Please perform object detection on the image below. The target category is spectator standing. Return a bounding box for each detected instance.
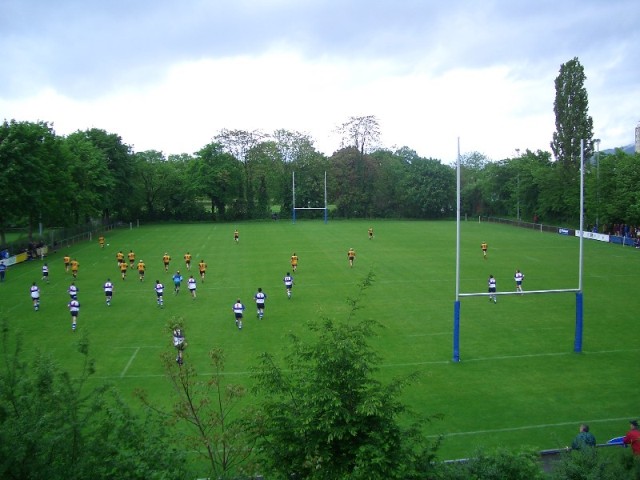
[571,424,596,450]
[623,420,640,455]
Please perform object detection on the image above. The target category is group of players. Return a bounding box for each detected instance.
[28,258,83,331]
[27,227,373,365]
[482,241,526,303]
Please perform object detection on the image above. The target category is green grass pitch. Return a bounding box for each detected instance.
[1,219,638,460]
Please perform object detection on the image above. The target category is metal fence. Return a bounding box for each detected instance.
[1,222,126,259]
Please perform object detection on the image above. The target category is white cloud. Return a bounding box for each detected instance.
[1,0,638,160]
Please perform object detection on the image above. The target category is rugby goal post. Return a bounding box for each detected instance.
[452,139,586,362]
[292,171,328,224]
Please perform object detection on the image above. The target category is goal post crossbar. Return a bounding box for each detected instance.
[292,171,328,224]
[459,288,579,298]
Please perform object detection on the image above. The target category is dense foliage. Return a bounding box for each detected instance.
[0,320,189,480]
[2,56,638,243]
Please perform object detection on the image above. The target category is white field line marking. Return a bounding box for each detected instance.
[406,332,450,337]
[432,416,638,438]
[120,347,140,378]
[95,347,640,380]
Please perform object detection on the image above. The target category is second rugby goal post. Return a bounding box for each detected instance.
[292,171,328,224]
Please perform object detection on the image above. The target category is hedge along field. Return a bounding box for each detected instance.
[0,219,638,461]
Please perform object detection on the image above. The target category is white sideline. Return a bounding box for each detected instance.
[434,416,637,438]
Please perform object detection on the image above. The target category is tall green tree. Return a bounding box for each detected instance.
[0,120,68,240]
[192,143,243,220]
[80,128,137,222]
[459,151,489,216]
[215,129,266,219]
[64,132,115,224]
[246,140,284,218]
[369,148,410,218]
[401,157,456,218]
[550,57,594,169]
[591,150,640,229]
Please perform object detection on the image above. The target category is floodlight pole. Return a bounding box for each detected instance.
[453,138,461,362]
[574,139,585,353]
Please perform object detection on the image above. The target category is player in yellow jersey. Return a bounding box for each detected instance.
[128,250,135,269]
[347,248,356,268]
[163,253,171,272]
[481,242,488,259]
[70,259,80,278]
[234,229,239,243]
[184,252,192,271]
[63,254,71,272]
[198,260,207,282]
[137,260,146,281]
[98,235,105,248]
[116,250,125,267]
[290,253,298,272]
[368,227,374,240]
[119,260,128,280]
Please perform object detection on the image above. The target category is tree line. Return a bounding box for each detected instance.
[2,57,639,246]
[1,117,638,245]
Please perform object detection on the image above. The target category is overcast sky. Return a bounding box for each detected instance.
[1,0,638,162]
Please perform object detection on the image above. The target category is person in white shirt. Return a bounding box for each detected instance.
[514,269,525,294]
[173,327,186,365]
[104,278,114,306]
[488,274,497,303]
[68,298,80,331]
[68,282,78,300]
[283,273,294,299]
[254,287,267,319]
[30,282,40,311]
[155,280,164,308]
[233,299,245,329]
[187,275,197,299]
